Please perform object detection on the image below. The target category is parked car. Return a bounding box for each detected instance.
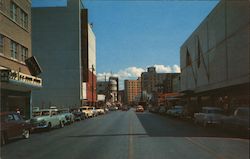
[70,108,85,121]
[96,107,105,115]
[122,106,129,111]
[194,107,225,127]
[58,109,74,124]
[30,109,64,130]
[158,106,167,114]
[1,112,31,145]
[221,107,250,132]
[80,106,94,118]
[166,106,184,118]
[136,105,144,112]
[149,106,160,113]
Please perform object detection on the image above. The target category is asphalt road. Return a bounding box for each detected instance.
[1,109,249,159]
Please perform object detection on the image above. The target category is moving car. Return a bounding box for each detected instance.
[194,107,225,127]
[30,109,64,130]
[221,107,250,131]
[136,105,144,112]
[1,112,31,145]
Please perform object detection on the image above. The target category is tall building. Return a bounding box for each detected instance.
[180,0,249,111]
[31,0,96,108]
[124,78,141,104]
[0,0,42,118]
[141,67,179,94]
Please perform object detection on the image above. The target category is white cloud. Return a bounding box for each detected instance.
[97,64,180,89]
[152,64,181,73]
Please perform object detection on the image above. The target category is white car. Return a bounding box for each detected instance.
[80,106,94,118]
[194,107,225,127]
[96,107,105,115]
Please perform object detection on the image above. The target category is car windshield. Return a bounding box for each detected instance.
[41,111,50,116]
[32,111,42,117]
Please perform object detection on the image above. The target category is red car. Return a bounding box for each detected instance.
[1,112,31,145]
[136,105,144,112]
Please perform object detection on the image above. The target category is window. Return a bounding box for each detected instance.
[10,41,18,59]
[0,34,3,53]
[0,0,3,9]
[186,47,192,66]
[21,46,28,61]
[10,2,18,22]
[20,10,28,29]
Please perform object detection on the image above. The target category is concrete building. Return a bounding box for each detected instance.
[124,78,141,104]
[141,67,180,94]
[180,0,249,112]
[32,0,96,108]
[109,77,119,103]
[0,0,42,118]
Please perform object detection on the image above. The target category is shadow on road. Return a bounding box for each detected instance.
[136,112,249,139]
[67,133,147,138]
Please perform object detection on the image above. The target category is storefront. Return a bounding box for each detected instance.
[0,69,42,119]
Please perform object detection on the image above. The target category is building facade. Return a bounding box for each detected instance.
[124,78,141,104]
[180,0,250,112]
[141,67,180,94]
[0,0,42,118]
[32,0,96,108]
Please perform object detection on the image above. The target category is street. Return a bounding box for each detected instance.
[1,109,249,159]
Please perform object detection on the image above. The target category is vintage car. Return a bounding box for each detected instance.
[194,107,225,127]
[70,108,85,121]
[30,109,64,130]
[80,106,94,118]
[166,106,184,117]
[221,107,250,132]
[58,109,74,124]
[136,105,144,112]
[1,112,31,145]
[95,107,105,115]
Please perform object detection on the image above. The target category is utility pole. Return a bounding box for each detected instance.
[91,64,95,106]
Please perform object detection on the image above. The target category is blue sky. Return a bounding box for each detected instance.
[32,0,219,85]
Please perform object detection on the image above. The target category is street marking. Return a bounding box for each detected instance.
[128,112,134,159]
[185,137,234,159]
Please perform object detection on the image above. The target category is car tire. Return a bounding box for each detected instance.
[60,121,64,128]
[1,132,7,145]
[47,123,52,131]
[22,129,30,139]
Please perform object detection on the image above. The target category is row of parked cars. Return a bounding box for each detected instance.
[150,105,250,132]
[0,106,108,145]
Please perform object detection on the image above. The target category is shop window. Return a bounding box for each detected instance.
[10,41,18,59]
